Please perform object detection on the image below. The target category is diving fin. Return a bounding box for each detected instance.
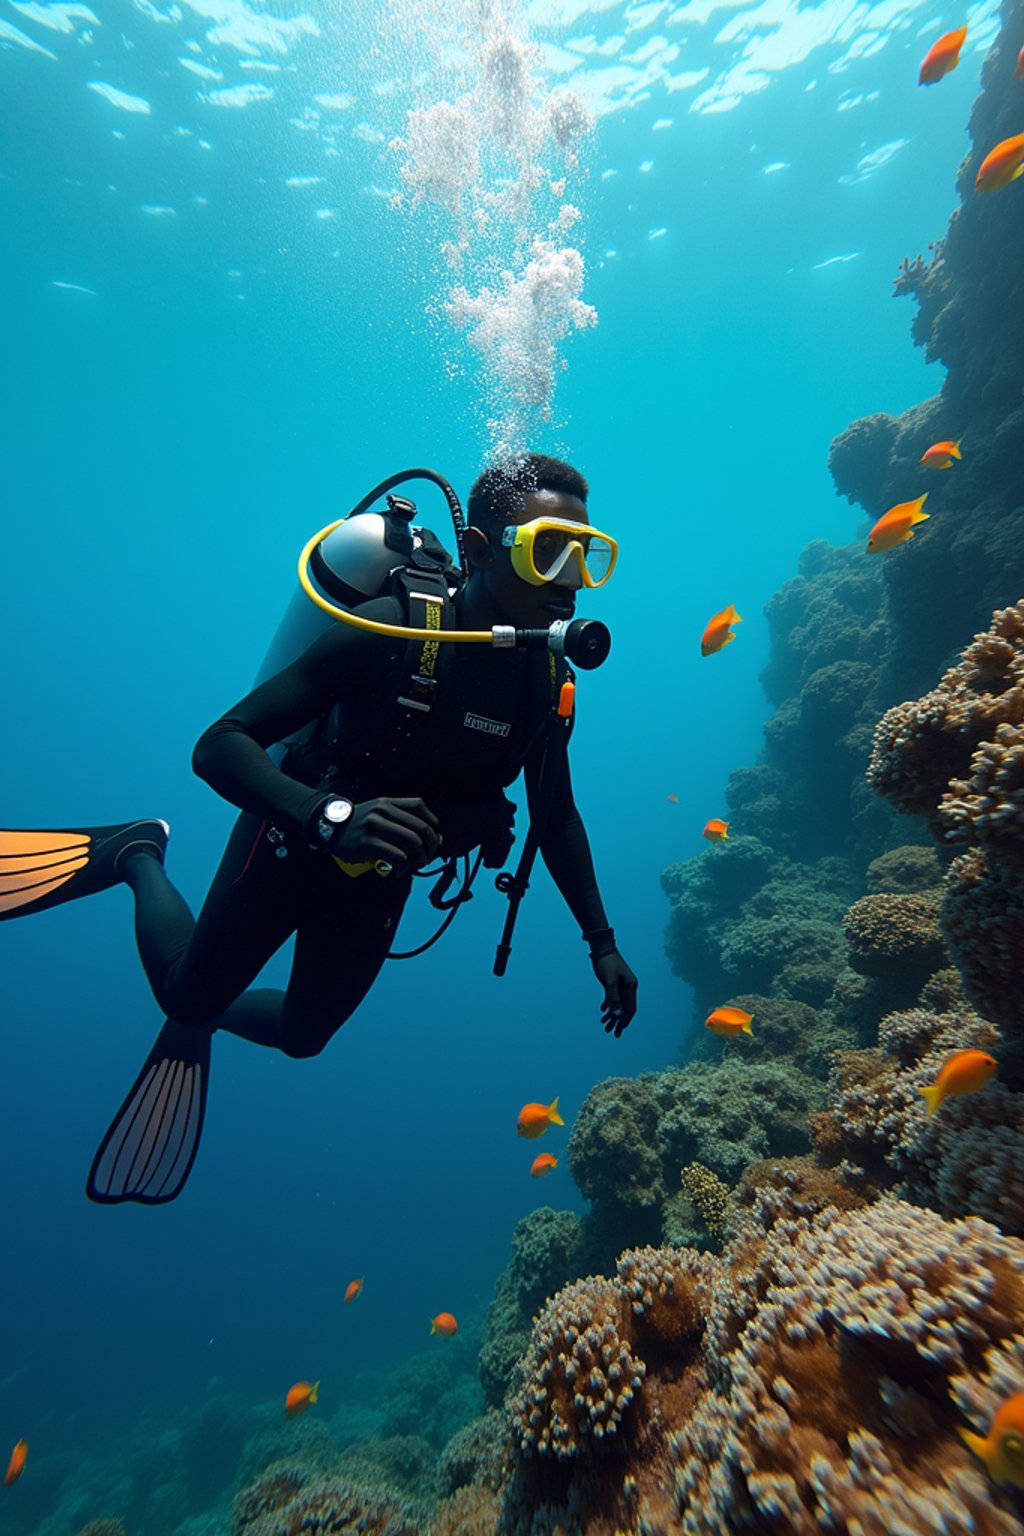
[87,1019,210,1205]
[0,820,170,921]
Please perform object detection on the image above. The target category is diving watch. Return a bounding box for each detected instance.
[315,797,354,846]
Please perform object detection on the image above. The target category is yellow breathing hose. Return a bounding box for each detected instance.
[298,518,496,644]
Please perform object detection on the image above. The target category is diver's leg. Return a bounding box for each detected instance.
[273,874,413,1059]
[119,812,301,1031]
[0,820,169,920]
[87,815,302,1206]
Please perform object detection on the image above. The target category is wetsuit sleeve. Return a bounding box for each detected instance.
[192,599,404,834]
[524,741,611,941]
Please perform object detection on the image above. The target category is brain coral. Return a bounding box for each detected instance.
[842,891,947,979]
[865,843,944,894]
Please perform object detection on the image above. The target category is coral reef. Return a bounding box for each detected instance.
[74,1524,126,1536]
[671,1201,1024,1535]
[437,1410,507,1497]
[662,0,1024,1066]
[730,1154,866,1229]
[430,1484,500,1536]
[479,1207,584,1408]
[868,603,1024,1060]
[563,1058,825,1269]
[231,1461,422,1536]
[813,1003,1024,1235]
[842,891,947,980]
[865,843,944,894]
[490,1202,1024,1535]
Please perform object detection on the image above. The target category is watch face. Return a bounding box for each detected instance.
[324,799,352,824]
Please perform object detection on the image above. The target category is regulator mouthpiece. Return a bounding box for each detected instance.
[507,619,611,669]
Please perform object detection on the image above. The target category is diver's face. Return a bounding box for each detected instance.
[484,489,589,626]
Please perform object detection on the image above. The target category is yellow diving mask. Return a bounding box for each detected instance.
[501,517,618,589]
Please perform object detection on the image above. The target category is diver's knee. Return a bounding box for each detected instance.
[280,1033,332,1060]
[161,991,224,1029]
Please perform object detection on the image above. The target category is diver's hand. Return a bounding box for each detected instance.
[328,797,441,869]
[592,950,637,1037]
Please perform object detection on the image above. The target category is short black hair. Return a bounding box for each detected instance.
[467,453,589,541]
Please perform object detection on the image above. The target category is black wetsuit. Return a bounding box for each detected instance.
[123,596,610,1057]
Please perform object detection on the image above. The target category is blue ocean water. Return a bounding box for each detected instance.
[0,0,998,1522]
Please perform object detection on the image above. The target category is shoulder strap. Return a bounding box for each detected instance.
[389,559,458,720]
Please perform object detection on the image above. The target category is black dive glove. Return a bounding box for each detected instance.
[322,797,442,870]
[585,927,638,1037]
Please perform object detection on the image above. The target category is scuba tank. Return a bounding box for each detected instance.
[255,468,466,691]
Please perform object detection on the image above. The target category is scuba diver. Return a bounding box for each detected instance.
[0,453,636,1204]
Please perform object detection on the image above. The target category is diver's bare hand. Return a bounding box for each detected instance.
[329,797,441,869]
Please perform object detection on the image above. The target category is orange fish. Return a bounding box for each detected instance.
[430,1313,458,1336]
[703,819,729,842]
[4,1440,27,1488]
[920,438,962,469]
[866,495,929,553]
[343,1277,364,1305]
[701,605,741,657]
[667,793,679,804]
[959,1390,1024,1486]
[705,1006,753,1038]
[284,1380,319,1417]
[517,1097,564,1139]
[976,133,1024,192]
[1017,43,1024,81]
[530,1153,558,1178]
[917,1047,997,1116]
[918,25,967,85]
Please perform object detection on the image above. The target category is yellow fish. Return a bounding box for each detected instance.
[959,1390,1024,1486]
[701,605,742,657]
[705,1006,753,1038]
[920,438,961,470]
[867,495,929,553]
[517,1098,565,1139]
[917,1048,997,1116]
[975,133,1024,193]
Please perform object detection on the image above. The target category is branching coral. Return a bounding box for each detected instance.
[868,601,1024,823]
[816,1005,1024,1235]
[495,1202,1024,1535]
[672,1201,1024,1535]
[867,603,1024,1042]
[510,1277,646,1460]
[653,1060,825,1186]
[731,1155,866,1232]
